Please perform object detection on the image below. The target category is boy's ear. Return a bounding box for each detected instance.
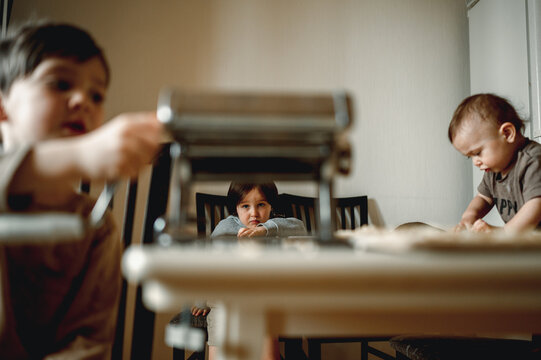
[499,122,516,143]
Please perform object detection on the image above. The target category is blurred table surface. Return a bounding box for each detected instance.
[122,236,541,360]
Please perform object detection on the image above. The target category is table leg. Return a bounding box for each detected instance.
[215,304,265,360]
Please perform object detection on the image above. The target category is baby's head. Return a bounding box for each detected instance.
[0,22,109,149]
[448,93,526,174]
[448,93,524,143]
[227,182,278,229]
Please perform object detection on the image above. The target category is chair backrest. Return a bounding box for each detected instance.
[196,192,230,236]
[196,192,368,237]
[128,143,172,359]
[279,193,317,233]
[112,143,172,359]
[334,196,368,230]
[279,193,368,234]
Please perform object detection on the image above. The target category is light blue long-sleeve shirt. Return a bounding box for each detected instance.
[210,215,306,238]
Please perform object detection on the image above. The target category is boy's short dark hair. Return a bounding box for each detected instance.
[448,93,525,142]
[227,182,279,216]
[0,21,109,93]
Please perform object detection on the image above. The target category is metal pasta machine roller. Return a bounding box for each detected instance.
[0,182,116,245]
[156,88,353,243]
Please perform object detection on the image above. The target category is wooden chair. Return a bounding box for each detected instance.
[279,193,396,360]
[279,193,368,232]
[279,193,317,233]
[117,144,210,360]
[128,144,172,359]
[389,335,539,360]
[196,193,230,236]
[111,177,140,360]
[195,193,370,234]
[107,144,172,359]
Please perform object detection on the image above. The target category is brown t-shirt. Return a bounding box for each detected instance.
[0,146,121,359]
[478,139,541,225]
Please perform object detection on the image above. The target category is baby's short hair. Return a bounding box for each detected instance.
[0,21,109,93]
[448,93,525,142]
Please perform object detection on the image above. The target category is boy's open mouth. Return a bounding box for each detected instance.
[63,121,86,134]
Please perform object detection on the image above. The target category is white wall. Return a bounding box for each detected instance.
[9,1,471,359]
[10,0,471,229]
[467,0,531,226]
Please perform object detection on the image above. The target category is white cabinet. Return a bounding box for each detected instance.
[467,0,540,226]
[529,0,541,139]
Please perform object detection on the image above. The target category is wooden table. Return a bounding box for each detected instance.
[122,238,541,360]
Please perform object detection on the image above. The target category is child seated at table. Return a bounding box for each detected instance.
[0,21,162,358]
[449,93,541,233]
[195,181,306,360]
[210,181,307,239]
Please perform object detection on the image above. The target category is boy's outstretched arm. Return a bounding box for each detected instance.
[8,112,162,196]
[504,197,541,232]
[454,193,493,232]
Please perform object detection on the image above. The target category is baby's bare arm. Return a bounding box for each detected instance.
[454,193,493,231]
[504,197,541,232]
[9,112,162,194]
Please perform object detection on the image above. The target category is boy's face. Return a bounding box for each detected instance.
[0,56,107,150]
[452,114,515,175]
[236,188,272,229]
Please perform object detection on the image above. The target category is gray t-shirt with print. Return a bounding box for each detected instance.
[477,139,541,224]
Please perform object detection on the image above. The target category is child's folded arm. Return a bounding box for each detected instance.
[262,218,306,237]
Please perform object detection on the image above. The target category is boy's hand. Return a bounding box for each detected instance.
[10,112,162,198]
[76,112,163,180]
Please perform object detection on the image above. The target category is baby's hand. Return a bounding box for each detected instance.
[452,222,468,233]
[471,219,493,233]
[237,226,267,237]
[76,112,163,180]
[453,219,475,233]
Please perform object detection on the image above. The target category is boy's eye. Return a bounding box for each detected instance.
[49,79,72,91]
[258,203,267,207]
[91,91,105,104]
[240,204,249,209]
[467,151,481,159]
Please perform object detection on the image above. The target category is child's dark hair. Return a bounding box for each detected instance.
[448,93,525,142]
[227,182,280,216]
[0,21,109,93]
